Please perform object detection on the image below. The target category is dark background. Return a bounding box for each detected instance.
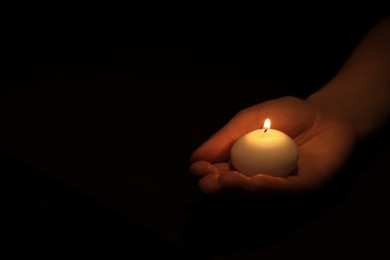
[2,6,389,259]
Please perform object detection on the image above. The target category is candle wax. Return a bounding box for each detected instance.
[230,128,299,177]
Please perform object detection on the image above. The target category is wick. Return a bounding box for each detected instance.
[264,128,268,133]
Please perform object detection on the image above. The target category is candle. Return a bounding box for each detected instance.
[230,118,299,177]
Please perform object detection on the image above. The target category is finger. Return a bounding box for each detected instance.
[198,173,222,194]
[213,162,233,172]
[189,161,216,177]
[251,174,292,192]
[249,171,319,198]
[217,170,302,198]
[218,171,252,190]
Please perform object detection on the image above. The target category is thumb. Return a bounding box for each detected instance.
[191,106,265,163]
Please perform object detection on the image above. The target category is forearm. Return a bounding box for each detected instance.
[307,16,390,139]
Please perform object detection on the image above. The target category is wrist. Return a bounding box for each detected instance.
[306,92,360,139]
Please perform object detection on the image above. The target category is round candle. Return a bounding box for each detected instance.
[230,119,299,177]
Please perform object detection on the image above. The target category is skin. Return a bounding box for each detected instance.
[189,16,390,199]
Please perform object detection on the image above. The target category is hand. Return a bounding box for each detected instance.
[189,96,357,199]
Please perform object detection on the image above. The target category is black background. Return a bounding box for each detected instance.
[2,6,390,259]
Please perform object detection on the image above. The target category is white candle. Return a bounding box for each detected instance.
[230,118,299,177]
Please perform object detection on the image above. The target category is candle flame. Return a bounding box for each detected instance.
[263,118,271,129]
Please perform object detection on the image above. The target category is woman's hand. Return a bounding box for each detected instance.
[189,96,357,199]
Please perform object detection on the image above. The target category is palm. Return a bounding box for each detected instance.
[190,96,357,197]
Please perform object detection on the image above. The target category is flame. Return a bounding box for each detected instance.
[263,118,271,129]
